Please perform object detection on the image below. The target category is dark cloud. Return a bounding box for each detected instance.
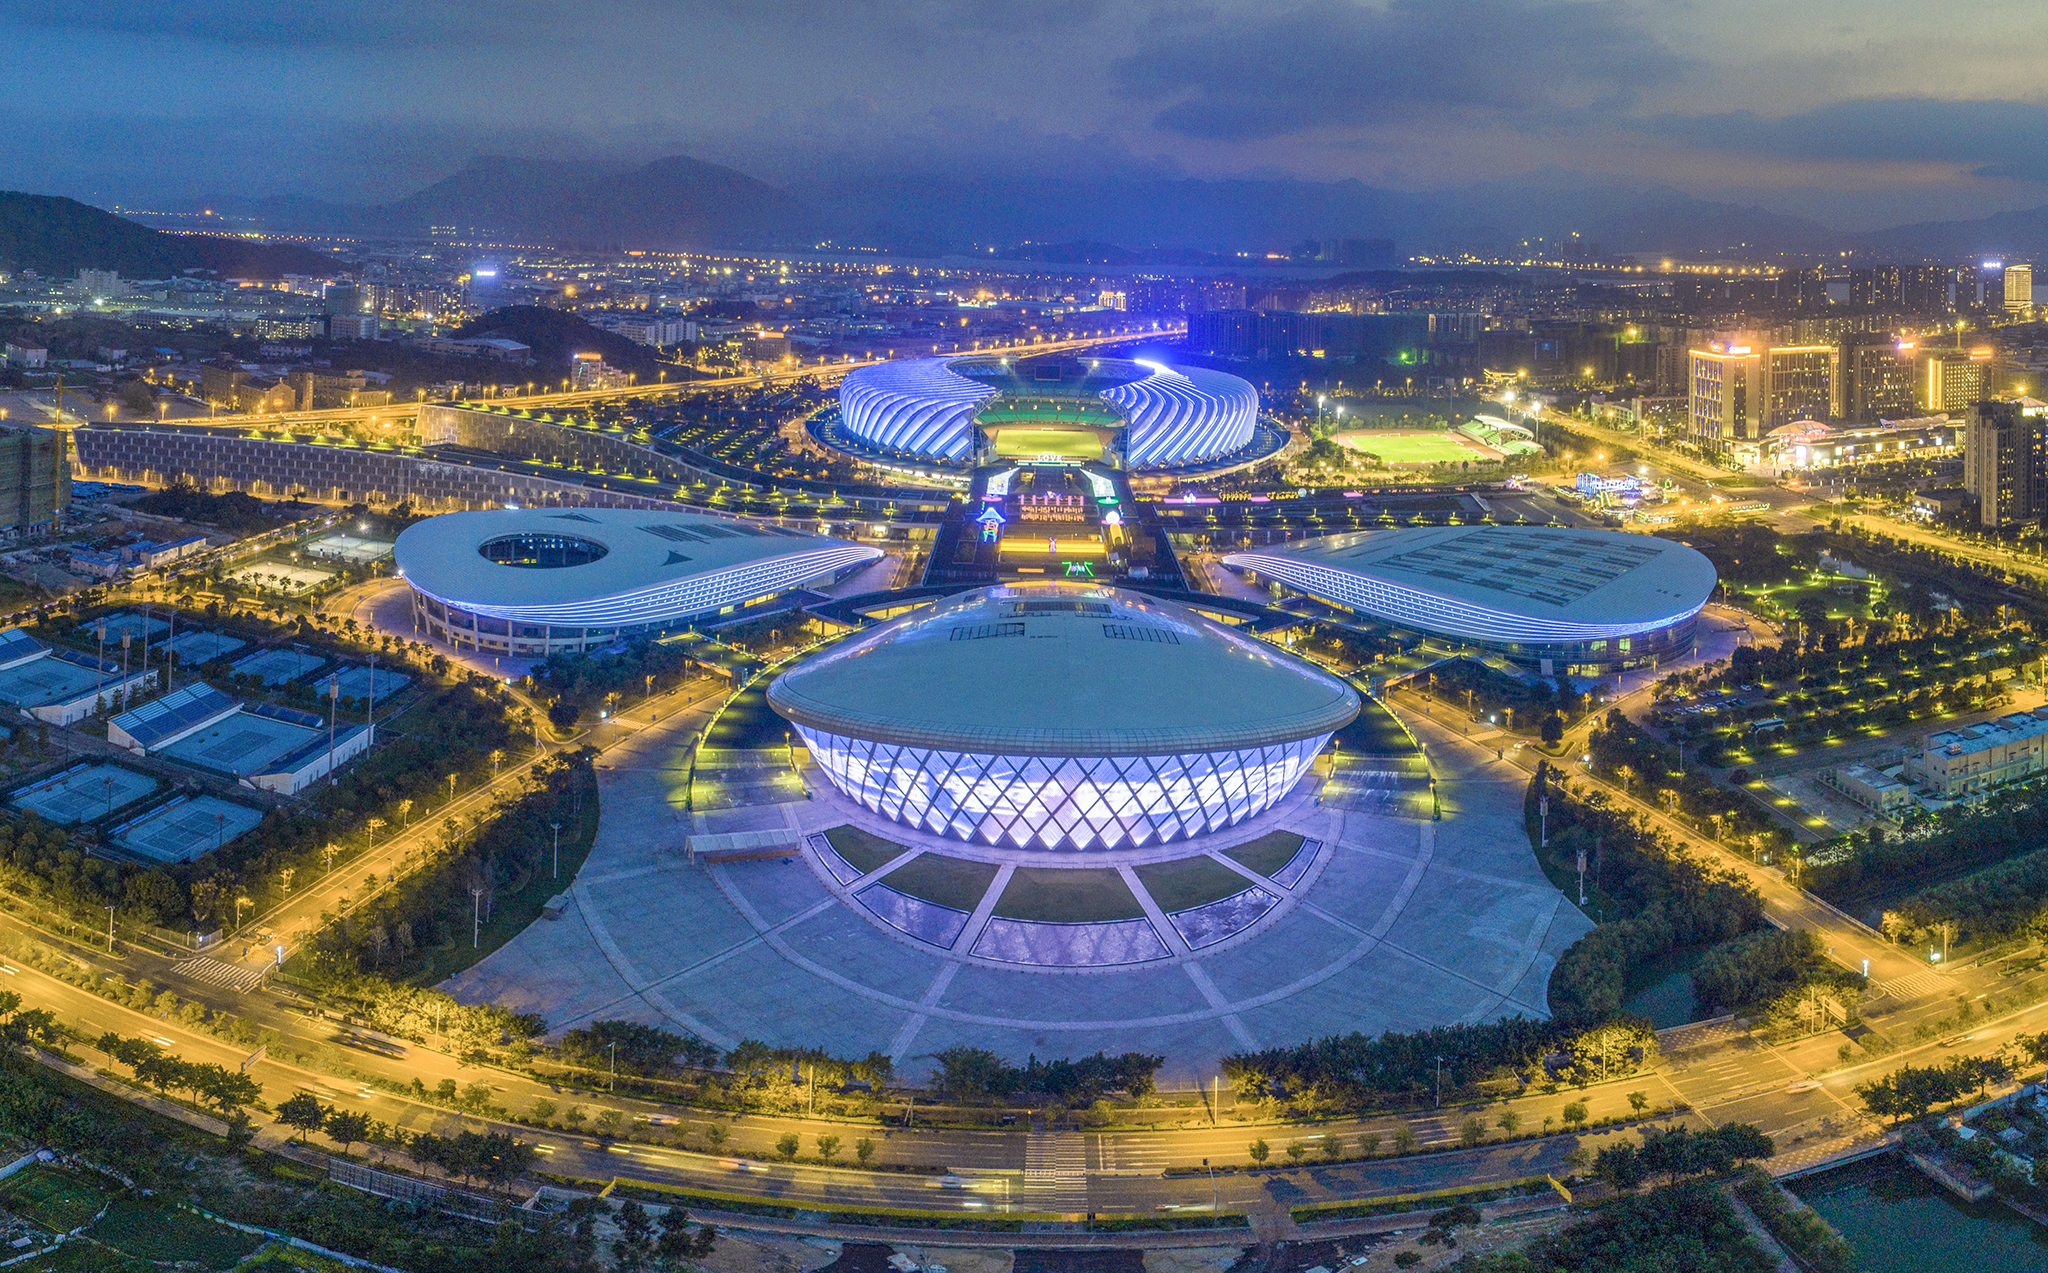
[1648,98,2048,182]
[1112,0,1686,141]
[0,0,548,49]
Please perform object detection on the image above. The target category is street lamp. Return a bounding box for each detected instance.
[552,821,563,880]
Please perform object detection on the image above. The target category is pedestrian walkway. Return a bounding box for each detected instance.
[1023,1128,1087,1213]
[175,956,267,992]
[1876,969,1948,1001]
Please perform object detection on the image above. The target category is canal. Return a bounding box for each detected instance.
[1788,1154,2048,1272]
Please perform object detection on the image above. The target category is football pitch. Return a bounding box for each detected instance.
[1333,429,1483,464]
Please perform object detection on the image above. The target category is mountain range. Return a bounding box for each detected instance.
[0,192,338,279]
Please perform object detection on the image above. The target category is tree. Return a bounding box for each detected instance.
[657,1205,716,1266]
[325,1107,372,1156]
[1561,1100,1589,1131]
[1459,1116,1486,1148]
[531,1098,558,1122]
[276,1092,326,1143]
[855,1137,876,1164]
[1247,1138,1270,1164]
[1322,1134,1346,1160]
[1497,1110,1522,1137]
[1542,714,1565,745]
[1393,1126,1419,1153]
[1595,1141,1647,1191]
[815,1134,840,1161]
[1285,1140,1308,1162]
[123,869,186,926]
[1629,1090,1649,1117]
[776,1132,800,1160]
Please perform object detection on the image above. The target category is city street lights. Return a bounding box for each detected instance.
[608,1042,617,1093]
[471,886,484,948]
[552,821,562,880]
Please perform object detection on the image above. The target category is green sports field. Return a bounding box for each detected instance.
[1332,430,1483,465]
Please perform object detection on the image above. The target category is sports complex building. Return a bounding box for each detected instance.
[830,354,1270,471]
[1224,525,1718,676]
[769,584,1359,850]
[394,508,881,656]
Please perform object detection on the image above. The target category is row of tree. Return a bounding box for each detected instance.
[1591,1123,1777,1190]
[1854,1055,2018,1123]
[97,1032,260,1115]
[932,1047,1163,1101]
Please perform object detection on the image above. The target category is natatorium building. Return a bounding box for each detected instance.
[1225,525,1717,676]
[395,509,880,656]
[769,583,1358,850]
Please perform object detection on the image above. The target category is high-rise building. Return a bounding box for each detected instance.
[0,425,67,532]
[1766,345,1839,426]
[1899,264,1953,314]
[1843,336,1919,423]
[2006,264,2034,314]
[1923,346,1991,413]
[1849,266,1900,308]
[1964,399,2048,526]
[1688,342,1765,454]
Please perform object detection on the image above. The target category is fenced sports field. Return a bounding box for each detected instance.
[1332,429,1503,466]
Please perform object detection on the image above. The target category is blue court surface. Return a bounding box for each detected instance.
[230,647,330,687]
[317,665,411,701]
[161,710,326,777]
[0,656,102,708]
[304,533,394,563]
[111,794,263,862]
[79,612,169,644]
[167,629,246,665]
[10,763,158,825]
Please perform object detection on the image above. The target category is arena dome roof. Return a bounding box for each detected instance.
[395,508,879,628]
[1224,525,1716,646]
[769,582,1358,757]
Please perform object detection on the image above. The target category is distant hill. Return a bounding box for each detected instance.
[217,155,813,251]
[451,306,663,378]
[0,191,340,279]
[1853,205,2048,262]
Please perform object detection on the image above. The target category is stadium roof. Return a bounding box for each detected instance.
[394,508,879,625]
[769,583,1358,756]
[1234,525,1716,630]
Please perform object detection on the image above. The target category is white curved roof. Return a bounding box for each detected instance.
[1225,525,1716,644]
[835,356,1258,469]
[838,357,998,460]
[769,582,1358,756]
[395,508,879,626]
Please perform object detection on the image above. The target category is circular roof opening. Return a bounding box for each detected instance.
[478,532,609,569]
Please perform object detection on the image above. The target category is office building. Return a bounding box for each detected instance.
[1905,708,2048,800]
[2007,264,2034,315]
[1688,340,1837,452]
[1923,347,1991,413]
[0,425,68,531]
[1963,399,2048,527]
[1843,336,1919,423]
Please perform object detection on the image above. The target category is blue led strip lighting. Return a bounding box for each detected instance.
[412,545,878,627]
[795,724,1329,850]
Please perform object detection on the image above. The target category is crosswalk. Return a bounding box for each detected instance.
[1023,1129,1087,1212]
[1876,969,1949,1001]
[175,956,267,992]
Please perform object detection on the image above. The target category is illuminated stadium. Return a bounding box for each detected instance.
[768,582,1359,850]
[1224,525,1718,675]
[395,508,881,655]
[833,354,1263,470]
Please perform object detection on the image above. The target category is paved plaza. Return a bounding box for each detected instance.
[449,696,1590,1084]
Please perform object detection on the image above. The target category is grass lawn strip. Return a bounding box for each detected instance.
[1224,830,1307,878]
[879,853,999,912]
[822,824,910,875]
[0,1165,110,1233]
[395,767,601,987]
[89,1197,264,1267]
[1134,856,1259,912]
[1331,429,1478,465]
[1339,698,1419,756]
[993,867,1144,922]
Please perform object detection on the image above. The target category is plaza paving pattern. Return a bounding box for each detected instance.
[448,702,1590,1084]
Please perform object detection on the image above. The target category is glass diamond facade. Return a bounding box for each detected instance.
[794,725,1331,850]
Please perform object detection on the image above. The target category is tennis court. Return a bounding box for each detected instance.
[304,532,394,564]
[161,710,325,777]
[231,647,330,686]
[78,611,168,644]
[227,562,335,594]
[0,656,100,707]
[1332,429,1493,466]
[10,763,157,824]
[167,629,246,664]
[112,794,263,862]
[317,665,411,701]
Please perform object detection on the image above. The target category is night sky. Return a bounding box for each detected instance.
[5,0,2047,230]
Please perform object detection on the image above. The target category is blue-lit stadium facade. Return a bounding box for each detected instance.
[396,509,880,656]
[1224,526,1718,676]
[836,356,1258,470]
